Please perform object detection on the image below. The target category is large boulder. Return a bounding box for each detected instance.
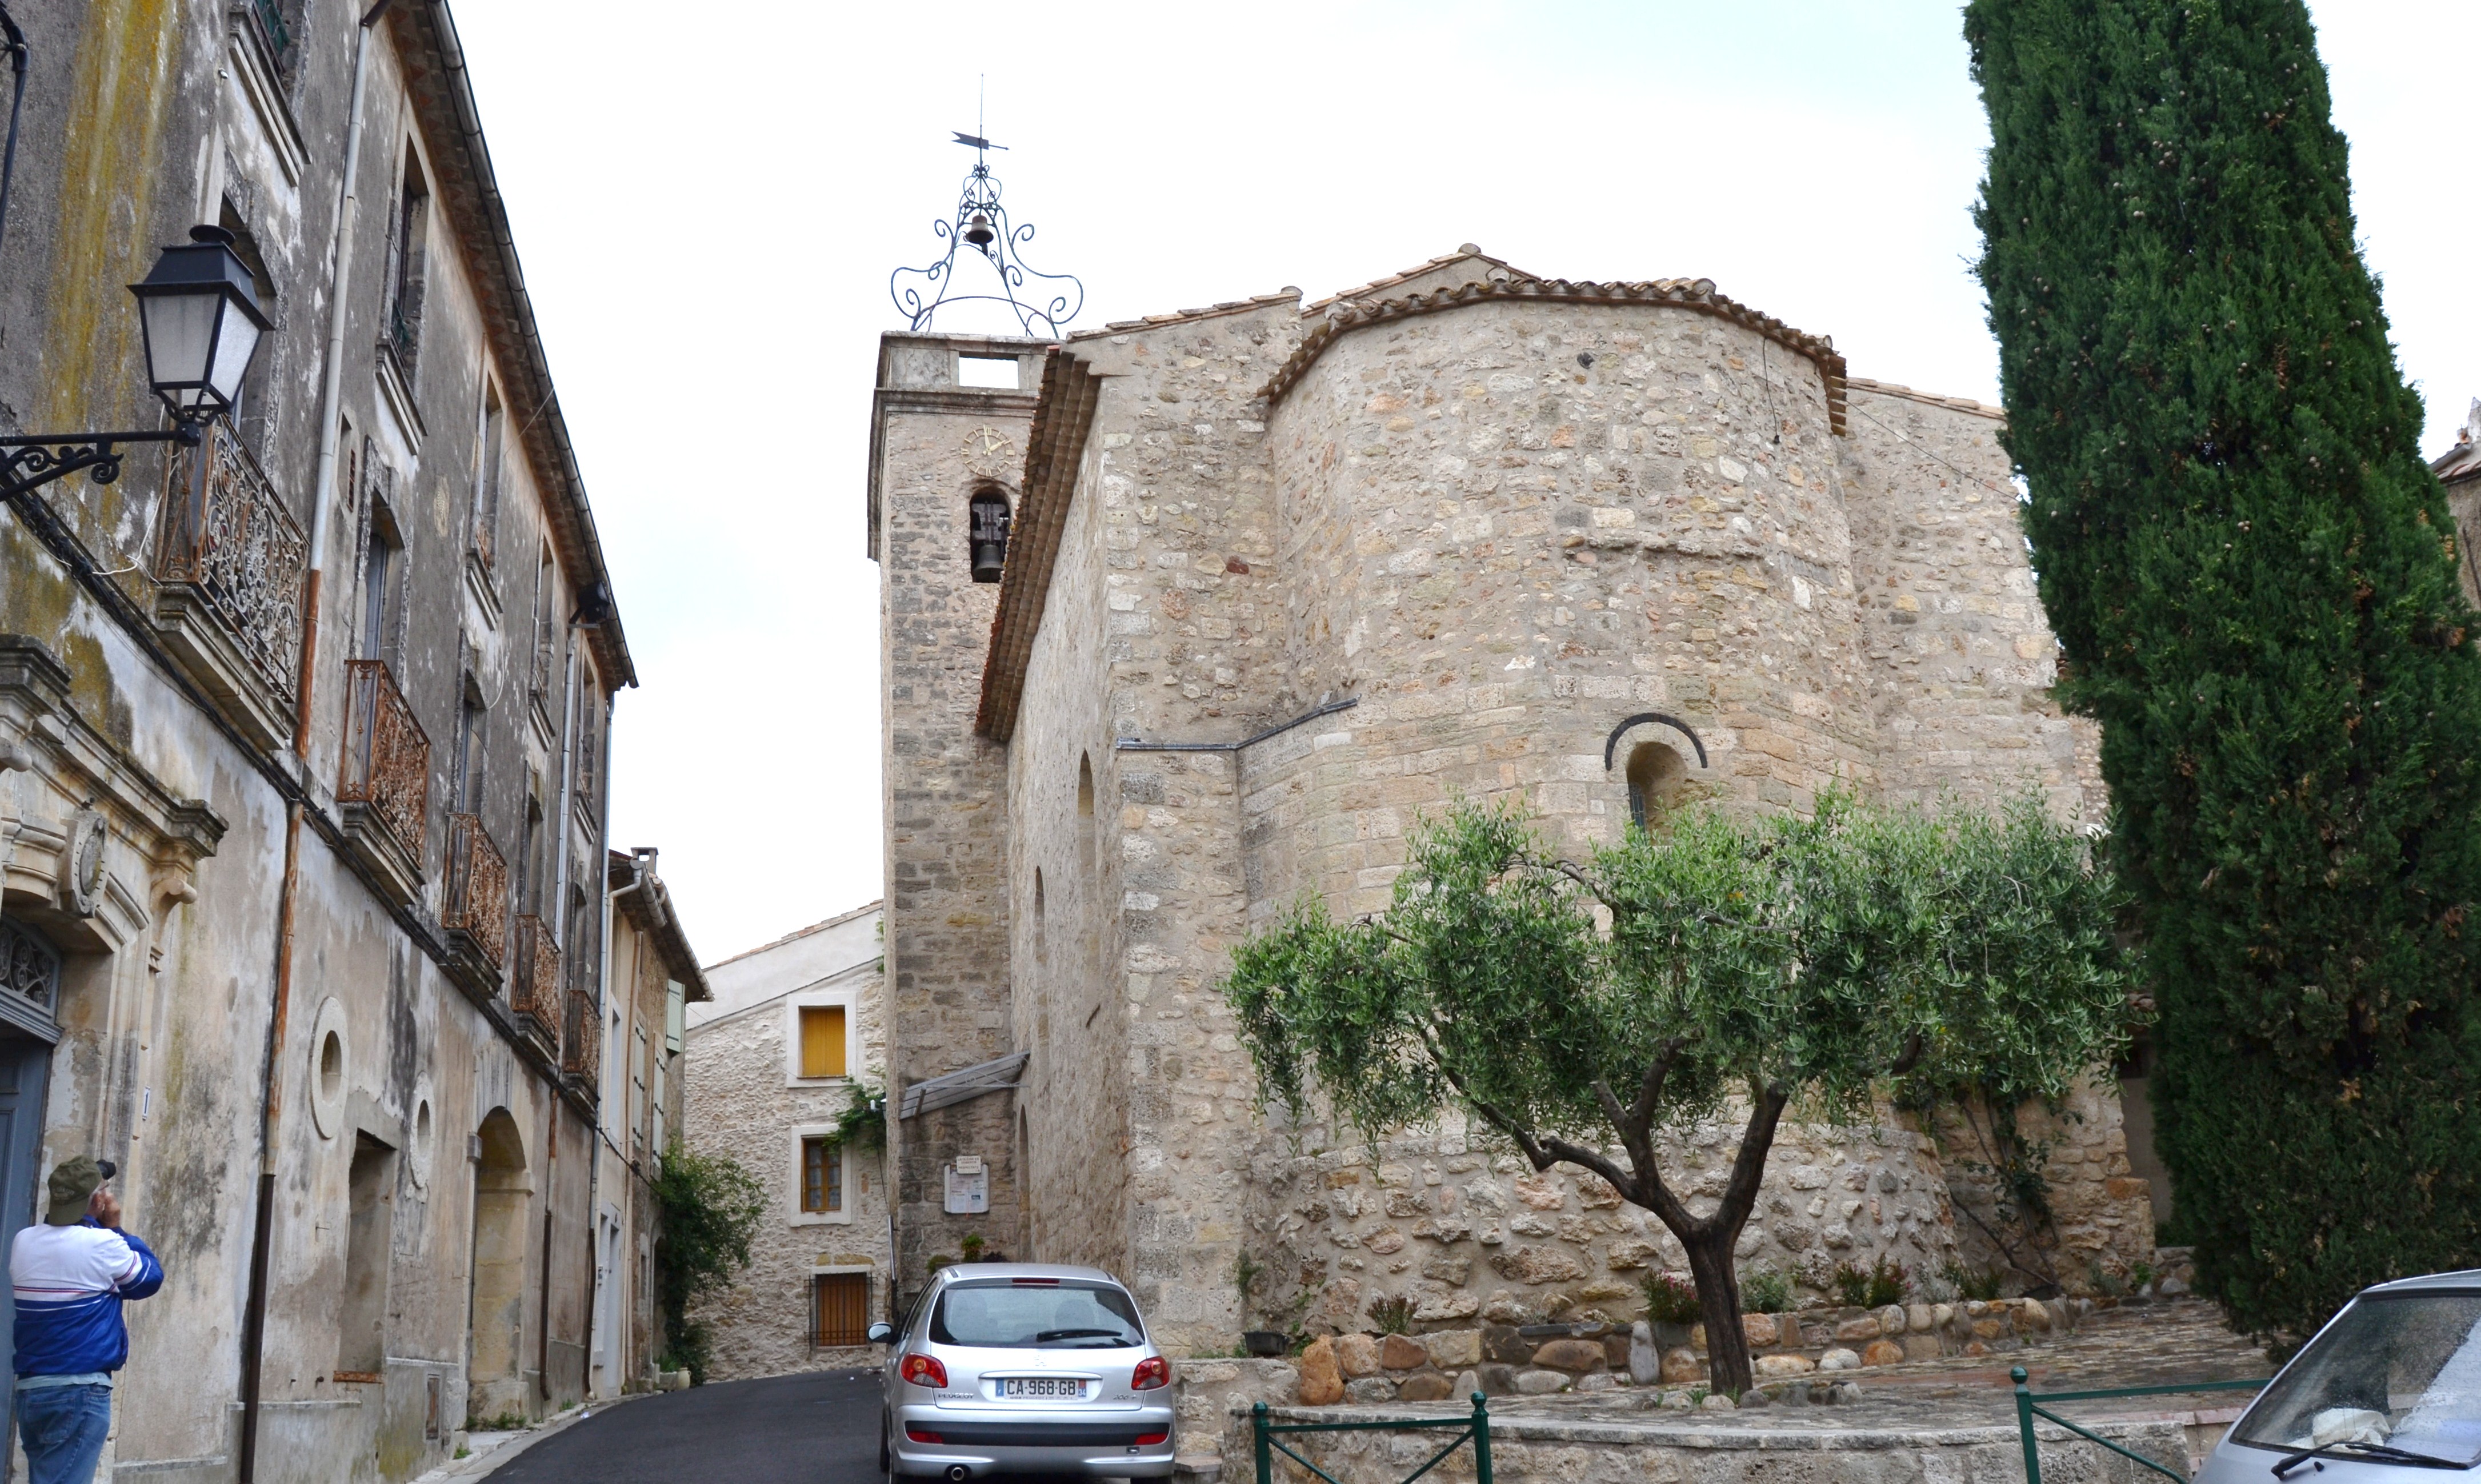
[1297,1337,1344,1405]
[1336,1333,1381,1378]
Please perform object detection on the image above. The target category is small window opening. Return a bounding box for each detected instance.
[1033,868,1047,966]
[957,355,1020,390]
[473,387,505,570]
[452,679,487,815]
[1626,741,1687,831]
[969,489,1011,583]
[1077,754,1096,876]
[217,199,279,452]
[383,153,430,367]
[356,510,401,663]
[801,1136,843,1214]
[798,1005,847,1078]
[339,1133,398,1380]
[318,1028,345,1106]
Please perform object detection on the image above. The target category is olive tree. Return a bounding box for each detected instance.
[1223,792,2135,1395]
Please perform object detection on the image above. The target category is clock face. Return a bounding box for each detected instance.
[962,426,1018,480]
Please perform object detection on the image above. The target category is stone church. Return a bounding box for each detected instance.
[871,246,2159,1355]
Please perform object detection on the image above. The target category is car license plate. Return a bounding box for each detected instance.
[1001,1378,1083,1399]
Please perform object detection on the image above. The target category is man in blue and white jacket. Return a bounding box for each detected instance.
[10,1155,162,1484]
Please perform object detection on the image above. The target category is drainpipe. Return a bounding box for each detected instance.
[238,8,390,1481]
[585,845,652,1397]
[0,4,27,263]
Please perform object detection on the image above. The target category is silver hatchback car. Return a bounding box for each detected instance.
[871,1262,1177,1481]
[2196,1269,2481,1482]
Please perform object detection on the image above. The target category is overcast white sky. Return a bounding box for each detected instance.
[450,2,2481,965]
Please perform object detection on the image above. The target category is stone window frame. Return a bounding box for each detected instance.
[781,985,860,1089]
[787,1125,855,1228]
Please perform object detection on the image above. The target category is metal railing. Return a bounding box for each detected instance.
[156,416,307,708]
[443,813,509,970]
[508,914,560,1053]
[338,659,428,864]
[1253,1394,1492,1484]
[561,988,599,1086]
[2012,1365,2268,1483]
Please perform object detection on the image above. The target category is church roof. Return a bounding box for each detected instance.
[1260,272,1850,435]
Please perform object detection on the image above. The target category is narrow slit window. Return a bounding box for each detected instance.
[801,1136,842,1214]
[798,1005,847,1078]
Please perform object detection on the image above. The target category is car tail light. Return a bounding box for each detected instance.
[1134,1431,1170,1446]
[899,1353,948,1387]
[905,1427,944,1444]
[1132,1355,1171,1390]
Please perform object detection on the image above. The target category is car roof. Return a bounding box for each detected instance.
[2362,1268,2481,1296]
[933,1262,1126,1287]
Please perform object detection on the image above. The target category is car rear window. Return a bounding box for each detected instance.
[930,1280,1146,1349]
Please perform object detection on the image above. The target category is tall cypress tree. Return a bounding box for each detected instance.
[1966,0,2481,1337]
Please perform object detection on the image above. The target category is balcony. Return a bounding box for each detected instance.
[509,913,561,1058]
[443,813,509,997]
[337,659,429,902]
[561,988,601,1091]
[152,418,307,752]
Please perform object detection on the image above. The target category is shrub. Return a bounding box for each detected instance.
[1832,1257,1908,1309]
[651,1148,765,1385]
[1640,1271,1700,1325]
[1739,1268,1792,1315]
[1940,1261,2004,1302]
[1367,1294,1415,1335]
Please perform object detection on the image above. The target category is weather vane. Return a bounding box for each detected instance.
[889,83,1084,340]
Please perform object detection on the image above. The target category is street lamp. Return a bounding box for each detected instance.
[0,224,270,500]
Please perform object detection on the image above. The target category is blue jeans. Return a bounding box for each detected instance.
[17,1383,111,1484]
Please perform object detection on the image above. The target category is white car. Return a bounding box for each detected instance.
[2196,1269,2481,1481]
[873,1262,1177,1481]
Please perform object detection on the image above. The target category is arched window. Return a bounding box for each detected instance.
[969,488,1011,583]
[1626,741,1687,831]
[1076,753,1096,876]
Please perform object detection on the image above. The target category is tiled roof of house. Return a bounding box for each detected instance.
[1845,376,2006,421]
[2432,399,2481,485]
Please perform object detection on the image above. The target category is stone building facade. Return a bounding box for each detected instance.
[871,248,2157,1363]
[0,3,678,1479]
[681,903,892,1381]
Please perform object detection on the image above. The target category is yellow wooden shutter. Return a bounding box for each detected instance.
[799,1006,847,1078]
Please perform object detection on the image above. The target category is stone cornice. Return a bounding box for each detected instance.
[975,350,1103,743]
[1846,376,2007,423]
[1260,276,1851,436]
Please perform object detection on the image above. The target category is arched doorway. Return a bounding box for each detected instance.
[466,1108,529,1423]
[0,919,60,1443]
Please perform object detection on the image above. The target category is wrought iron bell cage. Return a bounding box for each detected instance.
[890,133,1083,340]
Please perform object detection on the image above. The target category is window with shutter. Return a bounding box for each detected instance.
[813,1272,869,1347]
[798,1005,846,1078]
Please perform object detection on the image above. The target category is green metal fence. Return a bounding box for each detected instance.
[1252,1393,1492,1484]
[2011,1364,2269,1482]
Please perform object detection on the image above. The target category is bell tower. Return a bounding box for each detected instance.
[869,125,1082,1299]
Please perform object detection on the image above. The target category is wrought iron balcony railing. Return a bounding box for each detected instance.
[561,988,600,1088]
[510,913,561,1052]
[337,659,429,868]
[443,813,509,972]
[154,416,307,732]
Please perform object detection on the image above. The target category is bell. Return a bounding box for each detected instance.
[971,539,1006,583]
[963,211,996,248]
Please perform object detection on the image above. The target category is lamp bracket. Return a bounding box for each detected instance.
[0,424,200,503]
[889,134,1083,341]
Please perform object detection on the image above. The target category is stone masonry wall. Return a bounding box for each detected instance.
[1006,298,1310,1349]
[875,335,1041,1294]
[1246,1112,1959,1345]
[680,965,891,1382]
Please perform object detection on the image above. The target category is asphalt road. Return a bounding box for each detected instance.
[484,1370,1135,1483]
[486,1369,883,1483]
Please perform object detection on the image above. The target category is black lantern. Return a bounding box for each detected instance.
[128,225,270,422]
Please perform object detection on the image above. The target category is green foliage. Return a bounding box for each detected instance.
[1942,1261,2006,1302]
[1968,0,2481,1337]
[651,1147,765,1385]
[1225,792,2134,1390]
[1832,1257,1909,1309]
[1367,1294,1416,1334]
[1640,1272,1700,1324]
[827,1083,887,1153]
[1739,1268,1792,1315]
[960,1233,986,1262]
